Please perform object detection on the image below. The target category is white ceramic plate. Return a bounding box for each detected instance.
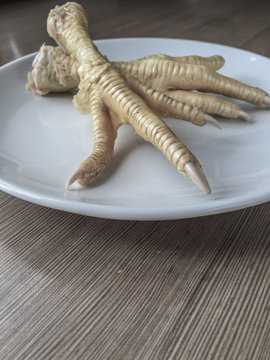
[0,38,270,220]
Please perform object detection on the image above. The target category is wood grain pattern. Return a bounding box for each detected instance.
[0,0,270,359]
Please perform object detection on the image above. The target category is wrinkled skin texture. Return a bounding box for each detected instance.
[27,45,245,120]
[27,2,270,193]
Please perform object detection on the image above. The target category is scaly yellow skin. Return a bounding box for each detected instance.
[27,45,241,119]
[46,2,208,189]
[28,2,270,193]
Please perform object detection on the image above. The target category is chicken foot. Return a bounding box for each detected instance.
[30,2,270,194]
[45,2,220,193]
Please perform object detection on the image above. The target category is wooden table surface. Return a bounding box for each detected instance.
[0,0,269,359]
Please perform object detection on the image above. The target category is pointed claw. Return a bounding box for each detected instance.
[65,168,84,189]
[264,95,270,106]
[238,110,251,122]
[203,114,222,130]
[184,162,211,194]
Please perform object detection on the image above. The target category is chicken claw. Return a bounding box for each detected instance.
[27,2,269,194]
[47,2,214,193]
